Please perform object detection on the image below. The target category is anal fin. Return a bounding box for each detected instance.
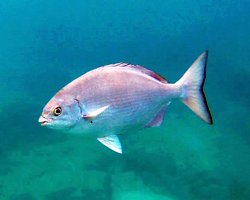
[97,134,122,154]
[145,103,170,127]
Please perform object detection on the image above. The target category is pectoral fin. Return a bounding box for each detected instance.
[97,134,122,154]
[83,105,109,119]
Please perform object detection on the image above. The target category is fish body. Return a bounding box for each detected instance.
[39,51,213,153]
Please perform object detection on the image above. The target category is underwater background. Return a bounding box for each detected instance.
[0,0,249,199]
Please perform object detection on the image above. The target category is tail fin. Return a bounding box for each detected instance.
[176,51,213,124]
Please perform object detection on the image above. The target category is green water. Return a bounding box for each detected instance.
[0,0,249,199]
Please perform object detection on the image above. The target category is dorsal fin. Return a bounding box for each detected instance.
[107,63,168,83]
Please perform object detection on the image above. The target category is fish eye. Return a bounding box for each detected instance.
[53,106,62,116]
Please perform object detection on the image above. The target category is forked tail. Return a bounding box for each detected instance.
[176,51,213,124]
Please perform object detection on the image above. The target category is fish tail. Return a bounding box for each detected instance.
[175,51,213,124]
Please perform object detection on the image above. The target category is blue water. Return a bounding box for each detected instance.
[0,1,249,199]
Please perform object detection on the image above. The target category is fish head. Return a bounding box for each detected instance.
[39,95,81,130]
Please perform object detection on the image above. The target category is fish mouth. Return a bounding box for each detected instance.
[39,116,49,126]
[40,121,48,126]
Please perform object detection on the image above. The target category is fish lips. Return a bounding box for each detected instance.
[38,116,49,126]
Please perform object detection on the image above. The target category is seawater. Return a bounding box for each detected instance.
[0,0,249,199]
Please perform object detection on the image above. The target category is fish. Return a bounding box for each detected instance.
[38,51,213,154]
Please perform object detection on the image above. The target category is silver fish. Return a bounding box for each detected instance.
[39,51,213,154]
